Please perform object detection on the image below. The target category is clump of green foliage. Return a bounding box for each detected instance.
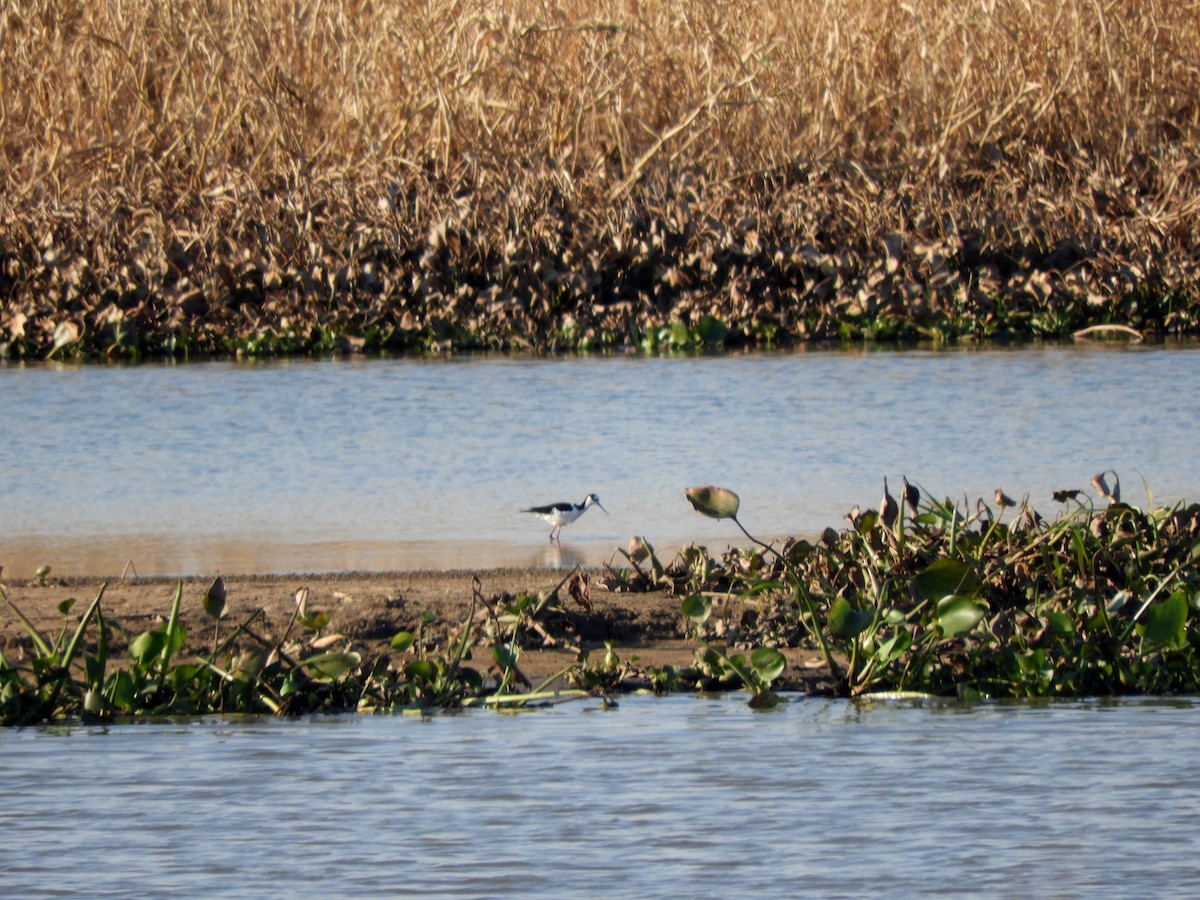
[0,572,614,726]
[670,476,1200,699]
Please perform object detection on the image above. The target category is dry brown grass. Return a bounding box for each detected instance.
[1,0,1199,355]
[5,0,1197,194]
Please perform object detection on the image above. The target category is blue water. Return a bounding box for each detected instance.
[2,344,1198,576]
[3,694,1199,898]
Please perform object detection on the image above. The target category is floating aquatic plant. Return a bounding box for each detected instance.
[673,474,1200,699]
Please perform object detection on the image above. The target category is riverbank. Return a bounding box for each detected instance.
[5,484,1200,723]
[3,1,1198,359]
[0,568,829,692]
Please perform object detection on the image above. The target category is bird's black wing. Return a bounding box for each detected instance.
[524,502,572,514]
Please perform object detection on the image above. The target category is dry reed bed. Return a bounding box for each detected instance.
[2,0,1198,356]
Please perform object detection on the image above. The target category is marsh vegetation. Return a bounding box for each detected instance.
[5,473,1200,723]
[2,0,1198,358]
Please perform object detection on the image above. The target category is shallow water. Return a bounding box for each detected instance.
[3,694,1199,898]
[2,344,1199,577]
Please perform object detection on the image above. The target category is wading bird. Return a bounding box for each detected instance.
[523,493,607,542]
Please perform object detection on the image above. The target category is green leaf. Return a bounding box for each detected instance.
[156,581,184,676]
[390,631,415,652]
[57,584,105,675]
[129,629,166,665]
[1136,591,1189,647]
[231,650,266,680]
[748,691,785,709]
[749,647,786,683]
[935,595,985,637]
[493,644,520,670]
[84,654,105,688]
[301,651,362,681]
[107,669,136,711]
[681,594,713,625]
[299,611,330,632]
[1044,610,1075,638]
[404,659,437,683]
[697,316,728,345]
[828,597,874,639]
[874,630,913,665]
[913,558,979,601]
[57,598,77,616]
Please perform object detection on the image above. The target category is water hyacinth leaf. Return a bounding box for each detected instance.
[697,316,728,345]
[1044,610,1075,638]
[108,669,136,710]
[231,650,266,680]
[164,622,187,659]
[936,596,985,637]
[203,577,227,620]
[681,593,713,625]
[669,320,692,346]
[828,596,874,638]
[493,644,520,670]
[404,659,437,682]
[874,630,913,665]
[300,611,330,632]
[390,631,416,652]
[49,585,107,717]
[913,558,979,601]
[750,647,787,683]
[1136,591,1189,647]
[854,510,878,535]
[301,651,361,681]
[748,691,785,709]
[84,653,105,687]
[684,485,740,520]
[129,629,166,666]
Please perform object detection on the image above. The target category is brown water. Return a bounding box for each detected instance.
[3,344,1198,578]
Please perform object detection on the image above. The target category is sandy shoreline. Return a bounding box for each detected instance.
[0,567,828,691]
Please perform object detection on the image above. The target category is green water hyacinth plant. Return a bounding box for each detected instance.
[680,479,1200,698]
[685,484,838,697]
[1,571,605,724]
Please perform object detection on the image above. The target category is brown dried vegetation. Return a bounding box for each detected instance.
[2,0,1198,358]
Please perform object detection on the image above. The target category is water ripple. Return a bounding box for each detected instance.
[5,696,1198,898]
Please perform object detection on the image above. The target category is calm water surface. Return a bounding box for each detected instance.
[2,345,1198,576]
[3,694,1199,898]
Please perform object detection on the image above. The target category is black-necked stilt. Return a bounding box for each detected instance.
[523,493,607,542]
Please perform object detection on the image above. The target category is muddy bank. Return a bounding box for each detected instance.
[0,568,828,692]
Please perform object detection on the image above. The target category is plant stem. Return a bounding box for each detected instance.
[731,515,841,686]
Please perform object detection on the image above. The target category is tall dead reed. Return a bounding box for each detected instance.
[1,0,1198,356]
